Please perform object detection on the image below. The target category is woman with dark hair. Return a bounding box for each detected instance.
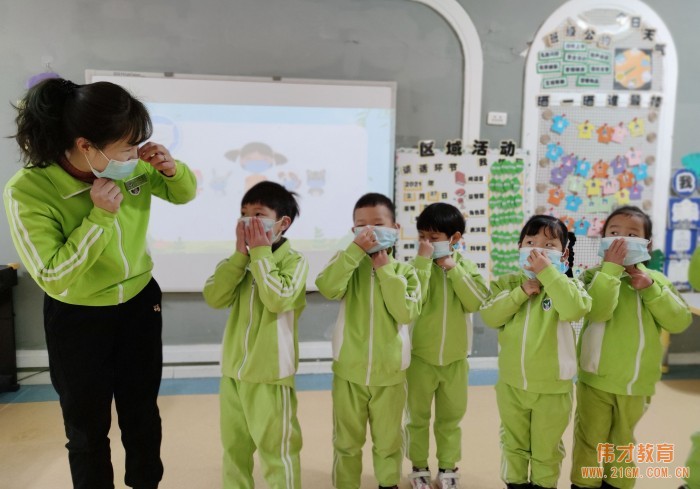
[3,78,197,489]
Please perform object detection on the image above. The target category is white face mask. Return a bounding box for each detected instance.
[519,247,568,278]
[86,149,139,180]
[239,217,283,243]
[598,236,651,266]
[431,240,454,259]
[353,226,398,254]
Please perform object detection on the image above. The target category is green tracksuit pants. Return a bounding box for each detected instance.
[496,380,573,488]
[684,431,700,489]
[332,376,406,489]
[220,376,302,489]
[405,356,468,470]
[571,382,648,489]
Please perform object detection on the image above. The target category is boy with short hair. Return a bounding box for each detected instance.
[316,192,421,489]
[406,202,490,489]
[203,181,308,489]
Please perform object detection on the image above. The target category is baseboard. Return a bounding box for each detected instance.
[16,345,698,386]
[669,352,700,365]
[14,343,506,385]
[16,342,333,369]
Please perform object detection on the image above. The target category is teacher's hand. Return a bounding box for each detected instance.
[91,178,123,213]
[139,142,177,177]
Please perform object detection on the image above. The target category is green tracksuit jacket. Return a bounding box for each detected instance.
[315,242,421,386]
[411,254,489,366]
[4,160,196,305]
[690,247,700,291]
[203,241,308,386]
[480,266,592,394]
[578,262,692,396]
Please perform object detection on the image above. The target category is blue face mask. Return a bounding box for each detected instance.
[241,159,273,173]
[598,236,650,266]
[239,217,283,243]
[87,150,139,181]
[354,226,398,254]
[431,240,454,260]
[519,247,568,279]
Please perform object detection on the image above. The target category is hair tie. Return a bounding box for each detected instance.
[59,79,78,96]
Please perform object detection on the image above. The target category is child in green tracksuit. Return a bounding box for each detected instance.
[405,203,489,489]
[571,206,692,489]
[203,181,308,489]
[481,215,591,489]
[682,432,700,489]
[316,193,421,489]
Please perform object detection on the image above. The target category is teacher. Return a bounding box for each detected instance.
[3,78,197,489]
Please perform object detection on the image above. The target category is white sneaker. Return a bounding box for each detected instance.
[408,469,433,489]
[436,469,460,489]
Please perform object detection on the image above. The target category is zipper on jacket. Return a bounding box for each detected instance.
[439,268,448,366]
[237,279,256,380]
[366,269,375,385]
[114,219,129,304]
[520,299,532,390]
[627,292,645,394]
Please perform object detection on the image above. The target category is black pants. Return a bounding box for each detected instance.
[44,279,164,489]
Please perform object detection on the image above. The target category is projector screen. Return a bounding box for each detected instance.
[86,71,396,292]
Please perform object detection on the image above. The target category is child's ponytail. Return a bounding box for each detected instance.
[566,231,576,278]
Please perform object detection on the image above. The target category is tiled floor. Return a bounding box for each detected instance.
[1,371,698,488]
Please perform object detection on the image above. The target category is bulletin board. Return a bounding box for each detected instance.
[395,140,530,280]
[665,169,700,290]
[522,0,677,278]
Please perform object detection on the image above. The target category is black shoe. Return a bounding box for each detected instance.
[507,483,533,489]
[379,486,399,489]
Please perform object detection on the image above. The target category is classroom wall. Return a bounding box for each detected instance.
[1,0,698,354]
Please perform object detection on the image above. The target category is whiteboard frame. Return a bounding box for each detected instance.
[86,70,397,292]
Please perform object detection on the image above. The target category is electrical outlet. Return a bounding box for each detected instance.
[487,112,508,126]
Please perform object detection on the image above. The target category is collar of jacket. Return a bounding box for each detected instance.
[44,162,92,199]
[271,237,288,255]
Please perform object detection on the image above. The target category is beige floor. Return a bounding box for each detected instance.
[1,380,698,489]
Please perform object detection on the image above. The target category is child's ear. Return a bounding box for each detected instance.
[647,239,653,252]
[450,231,462,244]
[279,216,291,232]
[394,222,401,230]
[562,248,570,262]
[75,137,92,154]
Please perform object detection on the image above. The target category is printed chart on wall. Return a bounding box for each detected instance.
[527,8,675,278]
[395,140,529,280]
[666,166,700,290]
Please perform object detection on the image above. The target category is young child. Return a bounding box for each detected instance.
[571,206,692,489]
[316,193,421,489]
[480,215,591,489]
[203,181,308,489]
[405,203,490,489]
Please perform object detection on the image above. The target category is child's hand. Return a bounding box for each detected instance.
[245,217,272,249]
[417,239,434,259]
[604,238,627,266]
[521,279,542,296]
[371,249,390,270]
[524,249,551,275]
[626,265,653,290]
[435,256,456,271]
[354,226,377,252]
[236,220,248,255]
